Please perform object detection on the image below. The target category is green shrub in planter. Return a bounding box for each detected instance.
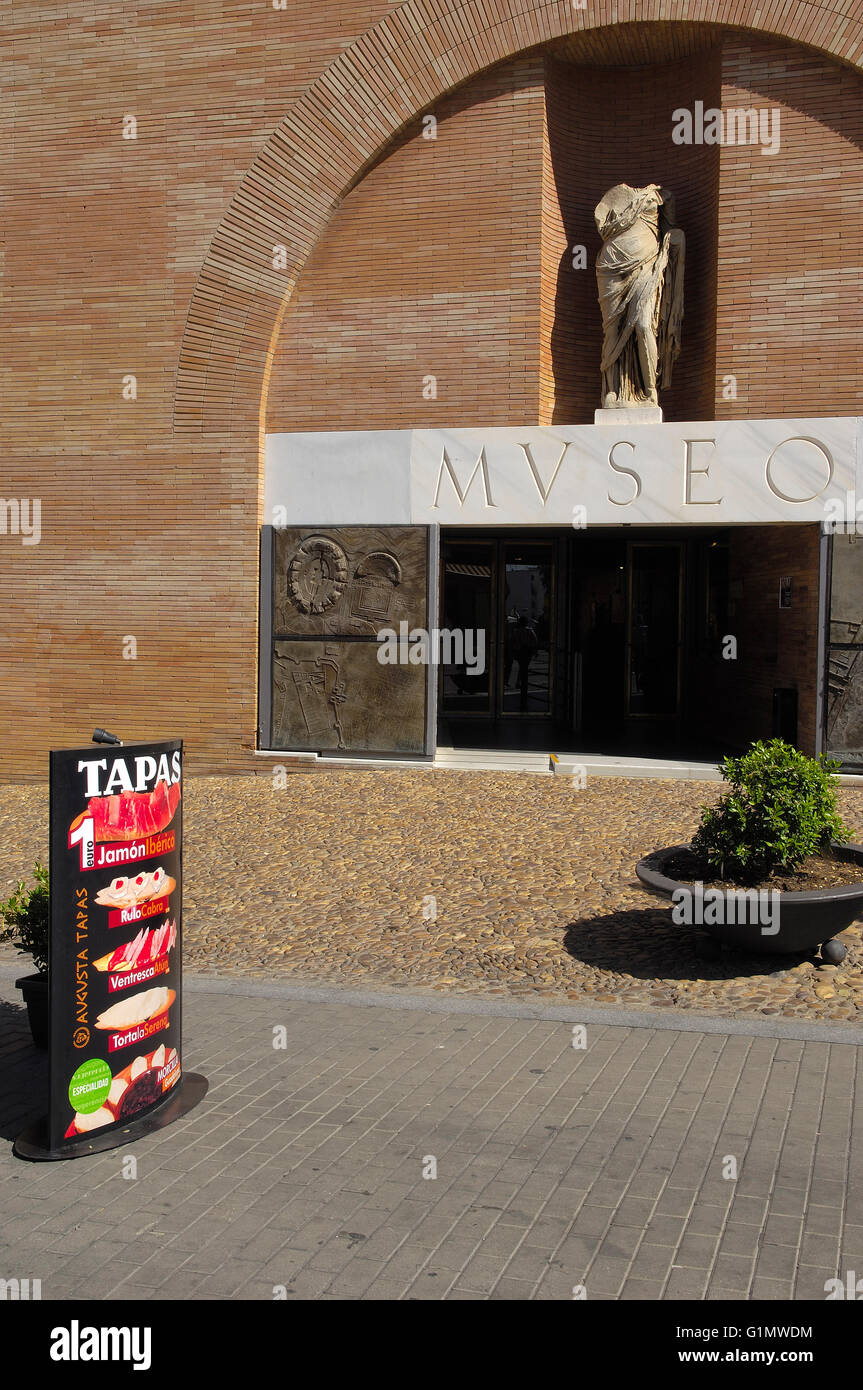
[0,861,49,975]
[691,739,853,884]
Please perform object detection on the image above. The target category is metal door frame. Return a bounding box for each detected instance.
[437,535,499,719]
[438,531,559,722]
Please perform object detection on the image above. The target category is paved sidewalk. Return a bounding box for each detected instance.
[0,971,861,1301]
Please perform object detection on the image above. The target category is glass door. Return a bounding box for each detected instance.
[440,537,555,719]
[439,540,494,714]
[500,543,553,716]
[625,542,683,718]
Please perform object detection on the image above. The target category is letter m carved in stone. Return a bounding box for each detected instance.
[432,446,495,509]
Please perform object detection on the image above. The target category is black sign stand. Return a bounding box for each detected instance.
[14,1075,208,1161]
[14,737,207,1161]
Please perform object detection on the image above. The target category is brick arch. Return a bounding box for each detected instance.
[173,0,863,444]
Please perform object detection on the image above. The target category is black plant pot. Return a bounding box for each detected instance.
[15,972,49,1049]
[635,841,863,958]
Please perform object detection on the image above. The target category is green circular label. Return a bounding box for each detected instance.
[68,1058,112,1115]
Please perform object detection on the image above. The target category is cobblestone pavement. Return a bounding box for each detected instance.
[2,771,863,1025]
[0,974,860,1301]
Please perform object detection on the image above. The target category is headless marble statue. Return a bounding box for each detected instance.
[594,183,685,410]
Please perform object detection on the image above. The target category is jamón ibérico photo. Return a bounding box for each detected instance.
[70,779,181,842]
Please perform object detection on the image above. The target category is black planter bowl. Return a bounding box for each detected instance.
[15,972,49,1049]
[635,841,863,959]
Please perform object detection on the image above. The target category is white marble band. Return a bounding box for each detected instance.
[265,418,859,528]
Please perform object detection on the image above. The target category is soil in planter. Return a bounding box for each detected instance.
[662,848,863,893]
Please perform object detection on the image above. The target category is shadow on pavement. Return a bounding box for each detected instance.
[0,999,48,1143]
[562,907,813,983]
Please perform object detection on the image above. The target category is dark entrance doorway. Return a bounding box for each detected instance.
[438,527,733,759]
[575,534,684,741]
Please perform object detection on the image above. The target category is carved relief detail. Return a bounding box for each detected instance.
[350,550,402,624]
[286,536,348,614]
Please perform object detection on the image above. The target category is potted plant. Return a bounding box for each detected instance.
[636,739,863,960]
[0,862,50,1047]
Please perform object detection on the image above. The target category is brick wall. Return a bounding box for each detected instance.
[1,6,862,780]
[714,36,863,419]
[269,45,726,429]
[1,1,393,780]
[270,32,863,430]
[266,59,547,432]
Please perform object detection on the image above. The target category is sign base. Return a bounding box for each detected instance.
[12,1072,208,1162]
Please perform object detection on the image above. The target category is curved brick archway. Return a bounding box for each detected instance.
[173,0,863,450]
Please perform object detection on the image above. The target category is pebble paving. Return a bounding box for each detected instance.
[2,770,863,1025]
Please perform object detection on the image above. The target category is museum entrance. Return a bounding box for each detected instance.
[575,533,684,740]
[438,537,556,724]
[264,521,803,762]
[438,527,733,758]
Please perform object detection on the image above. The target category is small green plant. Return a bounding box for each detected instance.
[691,739,853,884]
[0,862,49,974]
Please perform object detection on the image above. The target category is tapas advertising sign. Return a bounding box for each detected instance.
[48,739,183,1152]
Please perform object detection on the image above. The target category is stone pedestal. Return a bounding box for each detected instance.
[594,406,663,426]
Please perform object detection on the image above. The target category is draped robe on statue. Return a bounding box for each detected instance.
[594,183,685,409]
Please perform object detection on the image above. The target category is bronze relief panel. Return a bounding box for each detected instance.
[273,526,427,637]
[272,641,426,753]
[270,526,429,754]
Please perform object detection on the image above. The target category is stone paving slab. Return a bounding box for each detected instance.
[0,976,860,1301]
[2,771,863,1026]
